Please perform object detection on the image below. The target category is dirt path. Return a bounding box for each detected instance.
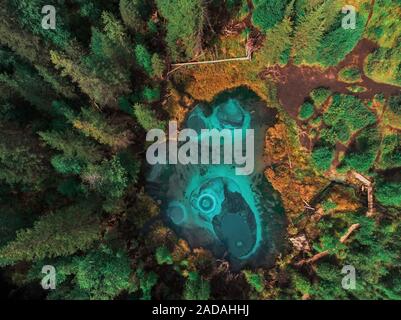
[261,39,401,119]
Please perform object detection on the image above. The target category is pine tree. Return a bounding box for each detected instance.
[0,123,48,190]
[151,53,165,78]
[156,0,207,60]
[0,6,78,100]
[81,156,128,201]
[8,0,72,49]
[136,267,158,300]
[291,0,338,64]
[183,271,210,300]
[0,203,101,265]
[39,129,103,165]
[51,50,124,108]
[119,0,150,33]
[375,180,401,207]
[252,0,288,32]
[256,1,294,65]
[0,48,59,112]
[43,245,135,300]
[50,13,133,108]
[135,44,153,76]
[64,106,133,151]
[133,103,166,131]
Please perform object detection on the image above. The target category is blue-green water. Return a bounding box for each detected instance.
[147,87,286,268]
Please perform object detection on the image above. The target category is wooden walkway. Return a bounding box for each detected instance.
[171,55,251,67]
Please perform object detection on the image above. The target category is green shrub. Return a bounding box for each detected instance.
[133,103,166,131]
[377,134,401,169]
[310,87,331,107]
[312,145,335,172]
[376,179,401,207]
[323,94,376,132]
[243,270,265,293]
[183,272,210,300]
[252,0,288,32]
[315,13,366,66]
[311,115,323,127]
[338,66,362,83]
[136,267,158,300]
[339,127,380,173]
[320,120,350,145]
[290,270,312,297]
[388,94,401,116]
[365,45,401,87]
[299,101,314,120]
[320,127,338,145]
[155,246,173,265]
[347,85,367,93]
[142,86,160,102]
[135,44,153,76]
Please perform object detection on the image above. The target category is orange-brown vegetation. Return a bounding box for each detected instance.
[264,123,327,225]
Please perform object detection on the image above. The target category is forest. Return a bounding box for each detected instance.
[0,0,400,300]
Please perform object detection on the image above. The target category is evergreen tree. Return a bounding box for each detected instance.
[291,0,338,64]
[64,106,133,151]
[256,1,294,65]
[376,180,401,207]
[119,0,150,33]
[252,0,288,32]
[0,203,101,265]
[51,50,125,108]
[0,123,48,190]
[151,53,165,78]
[133,103,166,131]
[156,0,207,60]
[81,156,129,204]
[136,267,158,300]
[183,271,210,300]
[39,129,103,165]
[44,245,135,300]
[135,44,153,76]
[8,0,73,49]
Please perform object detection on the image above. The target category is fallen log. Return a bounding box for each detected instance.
[339,223,360,243]
[295,223,361,266]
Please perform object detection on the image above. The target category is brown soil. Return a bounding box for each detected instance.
[260,39,401,119]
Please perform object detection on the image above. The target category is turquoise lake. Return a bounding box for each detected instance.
[147,87,286,269]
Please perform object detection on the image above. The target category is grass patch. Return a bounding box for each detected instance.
[347,85,367,93]
[310,87,332,108]
[338,66,362,83]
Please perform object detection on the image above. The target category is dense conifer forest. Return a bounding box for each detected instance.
[0,0,400,300]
